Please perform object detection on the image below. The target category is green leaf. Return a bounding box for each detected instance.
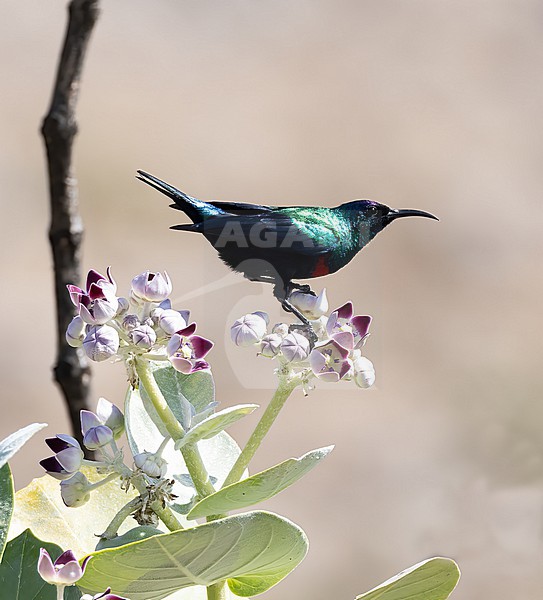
[0,529,62,599]
[96,526,164,550]
[126,388,243,506]
[355,557,460,600]
[78,511,308,599]
[0,464,14,561]
[0,423,47,469]
[144,363,215,425]
[187,446,333,519]
[9,467,139,556]
[176,404,259,449]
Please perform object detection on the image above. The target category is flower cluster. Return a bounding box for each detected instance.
[37,548,126,599]
[40,397,176,514]
[66,269,213,374]
[230,289,376,392]
[39,398,126,507]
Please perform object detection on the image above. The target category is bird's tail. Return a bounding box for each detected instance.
[136,170,225,224]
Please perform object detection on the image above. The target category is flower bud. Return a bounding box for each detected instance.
[158,309,188,335]
[83,425,113,450]
[83,325,119,362]
[130,324,157,349]
[290,288,328,319]
[231,312,268,346]
[131,271,172,302]
[121,314,140,332]
[116,297,129,316]
[259,333,283,357]
[353,356,376,389]
[96,398,125,439]
[134,452,167,479]
[80,297,119,326]
[281,332,311,363]
[40,435,84,480]
[272,323,289,338]
[66,316,86,348]
[60,472,92,507]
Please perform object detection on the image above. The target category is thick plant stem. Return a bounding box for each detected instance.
[223,375,299,487]
[134,358,215,498]
[207,582,228,600]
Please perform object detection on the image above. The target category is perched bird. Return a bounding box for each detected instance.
[137,170,437,325]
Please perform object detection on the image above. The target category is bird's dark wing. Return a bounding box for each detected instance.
[188,213,332,256]
[207,201,274,215]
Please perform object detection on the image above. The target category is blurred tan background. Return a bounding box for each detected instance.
[2,1,543,598]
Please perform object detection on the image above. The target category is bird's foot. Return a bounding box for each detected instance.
[288,283,316,297]
[288,322,318,347]
[281,298,318,347]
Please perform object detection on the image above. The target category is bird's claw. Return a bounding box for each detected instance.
[289,283,316,297]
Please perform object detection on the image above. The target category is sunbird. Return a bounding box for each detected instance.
[137,170,437,325]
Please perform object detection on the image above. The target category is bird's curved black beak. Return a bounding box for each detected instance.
[386,208,439,223]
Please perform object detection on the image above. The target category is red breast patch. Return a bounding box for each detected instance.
[311,255,330,277]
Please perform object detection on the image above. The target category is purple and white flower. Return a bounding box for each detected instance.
[68,268,119,326]
[167,324,214,374]
[310,338,352,383]
[38,548,91,585]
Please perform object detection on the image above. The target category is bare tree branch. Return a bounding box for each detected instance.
[41,0,100,445]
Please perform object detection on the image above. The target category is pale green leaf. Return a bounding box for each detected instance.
[8,467,140,556]
[355,557,460,600]
[177,405,259,449]
[126,388,243,505]
[187,446,333,519]
[78,510,307,599]
[0,464,14,561]
[0,529,62,599]
[0,423,47,468]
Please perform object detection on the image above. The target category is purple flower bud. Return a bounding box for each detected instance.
[96,398,124,439]
[353,356,376,388]
[116,297,129,315]
[121,314,140,332]
[38,548,91,585]
[40,435,84,480]
[231,313,268,346]
[290,288,328,319]
[131,271,172,302]
[130,324,157,349]
[66,316,86,348]
[158,309,188,335]
[60,472,92,507]
[259,333,283,357]
[83,325,119,362]
[134,452,167,479]
[281,333,311,363]
[83,425,113,450]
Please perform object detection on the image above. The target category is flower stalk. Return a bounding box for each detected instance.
[134,357,215,498]
[223,373,301,487]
